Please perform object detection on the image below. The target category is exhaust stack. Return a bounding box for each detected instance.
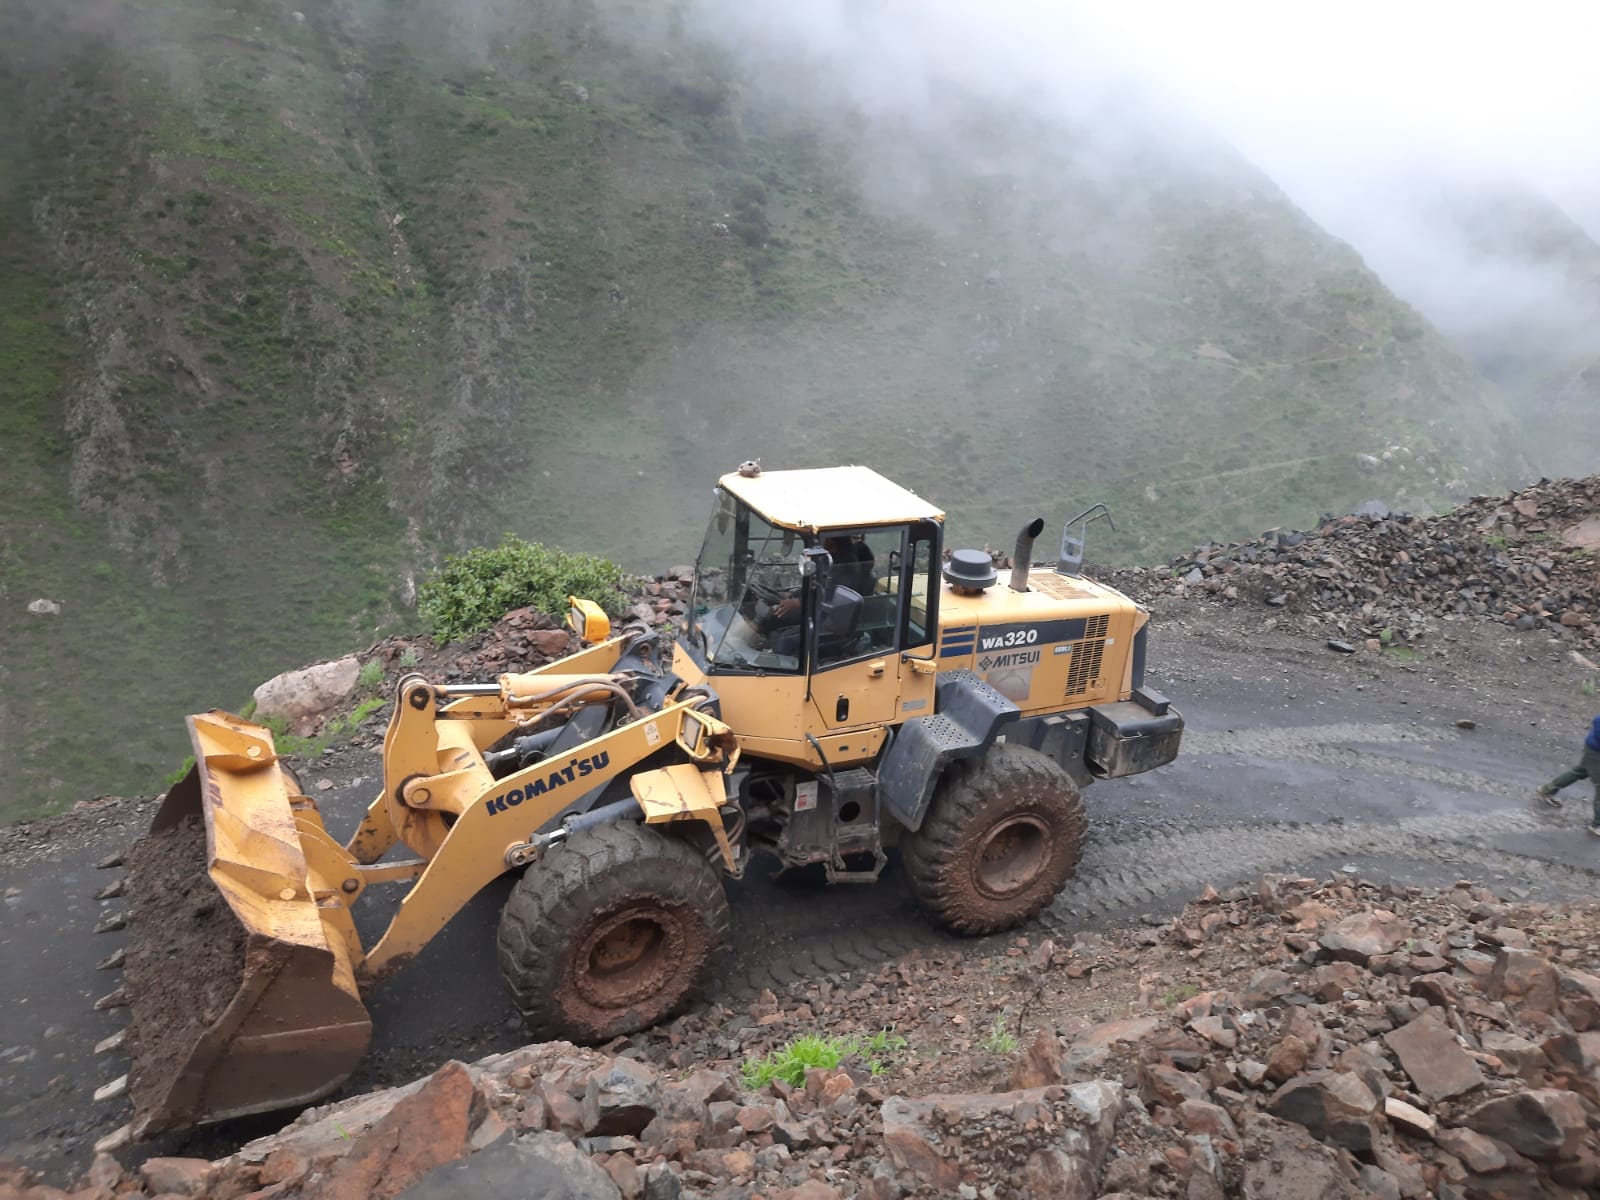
[1009,518,1046,592]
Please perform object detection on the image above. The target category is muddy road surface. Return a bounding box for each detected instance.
[3,604,1598,1181]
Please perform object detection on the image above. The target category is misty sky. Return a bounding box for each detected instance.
[1081,0,1600,210]
[1078,0,1600,371]
[686,0,1600,384]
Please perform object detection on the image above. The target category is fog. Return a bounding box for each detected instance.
[664,0,1600,462]
[1080,1,1600,375]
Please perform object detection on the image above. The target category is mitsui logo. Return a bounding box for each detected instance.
[486,751,611,815]
[978,648,1042,671]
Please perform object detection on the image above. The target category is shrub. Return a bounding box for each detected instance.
[418,534,629,643]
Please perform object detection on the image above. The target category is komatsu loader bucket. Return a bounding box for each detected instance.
[117,712,371,1135]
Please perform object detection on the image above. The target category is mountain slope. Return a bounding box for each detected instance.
[0,0,1517,814]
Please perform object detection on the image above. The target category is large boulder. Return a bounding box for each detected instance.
[1382,1013,1485,1101]
[1239,1113,1362,1200]
[1318,912,1407,965]
[1266,1071,1383,1154]
[310,1061,484,1200]
[252,655,362,722]
[1464,1089,1589,1162]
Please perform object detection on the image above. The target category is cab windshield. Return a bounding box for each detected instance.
[686,489,806,672]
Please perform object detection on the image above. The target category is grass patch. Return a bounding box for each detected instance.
[741,1029,906,1089]
[257,696,388,759]
[980,1016,1018,1055]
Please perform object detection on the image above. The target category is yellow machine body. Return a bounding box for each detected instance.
[115,463,1180,1137]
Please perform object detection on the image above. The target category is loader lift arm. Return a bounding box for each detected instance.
[106,629,737,1138]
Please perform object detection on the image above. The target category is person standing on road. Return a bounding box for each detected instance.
[1537,714,1600,836]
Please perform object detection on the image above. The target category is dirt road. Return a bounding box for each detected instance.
[3,602,1597,1181]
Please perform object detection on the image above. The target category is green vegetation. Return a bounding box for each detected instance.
[259,696,387,759]
[740,1030,906,1089]
[358,659,385,693]
[979,1016,1018,1055]
[418,535,629,643]
[1582,676,1597,698]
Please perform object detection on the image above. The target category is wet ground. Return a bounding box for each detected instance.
[2,605,1597,1181]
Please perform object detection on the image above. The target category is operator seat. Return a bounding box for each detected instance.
[815,583,864,664]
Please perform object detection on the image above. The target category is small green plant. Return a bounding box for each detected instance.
[259,699,382,758]
[162,754,197,788]
[357,658,384,693]
[1162,983,1200,1007]
[742,1035,851,1089]
[740,1029,905,1088]
[1382,644,1420,663]
[398,646,421,669]
[980,1015,1018,1055]
[1582,676,1597,698]
[257,712,318,757]
[418,534,629,643]
[860,1029,908,1058]
[328,696,387,736]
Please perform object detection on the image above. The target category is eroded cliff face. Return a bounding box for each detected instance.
[0,0,1524,811]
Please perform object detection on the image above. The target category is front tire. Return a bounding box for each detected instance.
[902,743,1086,934]
[496,822,730,1043]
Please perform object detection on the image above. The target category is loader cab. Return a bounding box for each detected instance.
[677,466,945,765]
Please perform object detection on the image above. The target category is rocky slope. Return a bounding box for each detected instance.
[11,874,1600,1199]
[1107,474,1600,659]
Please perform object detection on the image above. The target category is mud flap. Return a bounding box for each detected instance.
[630,763,736,872]
[121,712,371,1134]
[877,670,1021,832]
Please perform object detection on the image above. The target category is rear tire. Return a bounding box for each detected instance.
[902,743,1086,934]
[496,822,730,1043]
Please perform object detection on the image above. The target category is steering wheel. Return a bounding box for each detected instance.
[745,578,789,604]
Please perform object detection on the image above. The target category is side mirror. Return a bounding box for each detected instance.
[567,596,611,645]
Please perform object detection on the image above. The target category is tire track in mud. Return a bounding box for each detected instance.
[1185,722,1530,798]
[719,719,1598,1000]
[722,803,1599,1002]
[1046,807,1589,928]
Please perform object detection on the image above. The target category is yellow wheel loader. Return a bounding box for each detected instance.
[94,463,1182,1142]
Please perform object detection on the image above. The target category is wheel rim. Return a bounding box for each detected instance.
[572,904,681,1010]
[972,814,1052,899]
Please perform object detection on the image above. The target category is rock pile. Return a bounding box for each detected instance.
[1108,475,1600,654]
[8,875,1600,1199]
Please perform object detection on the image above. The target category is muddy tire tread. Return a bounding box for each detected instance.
[902,743,1088,935]
[497,822,730,1043]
